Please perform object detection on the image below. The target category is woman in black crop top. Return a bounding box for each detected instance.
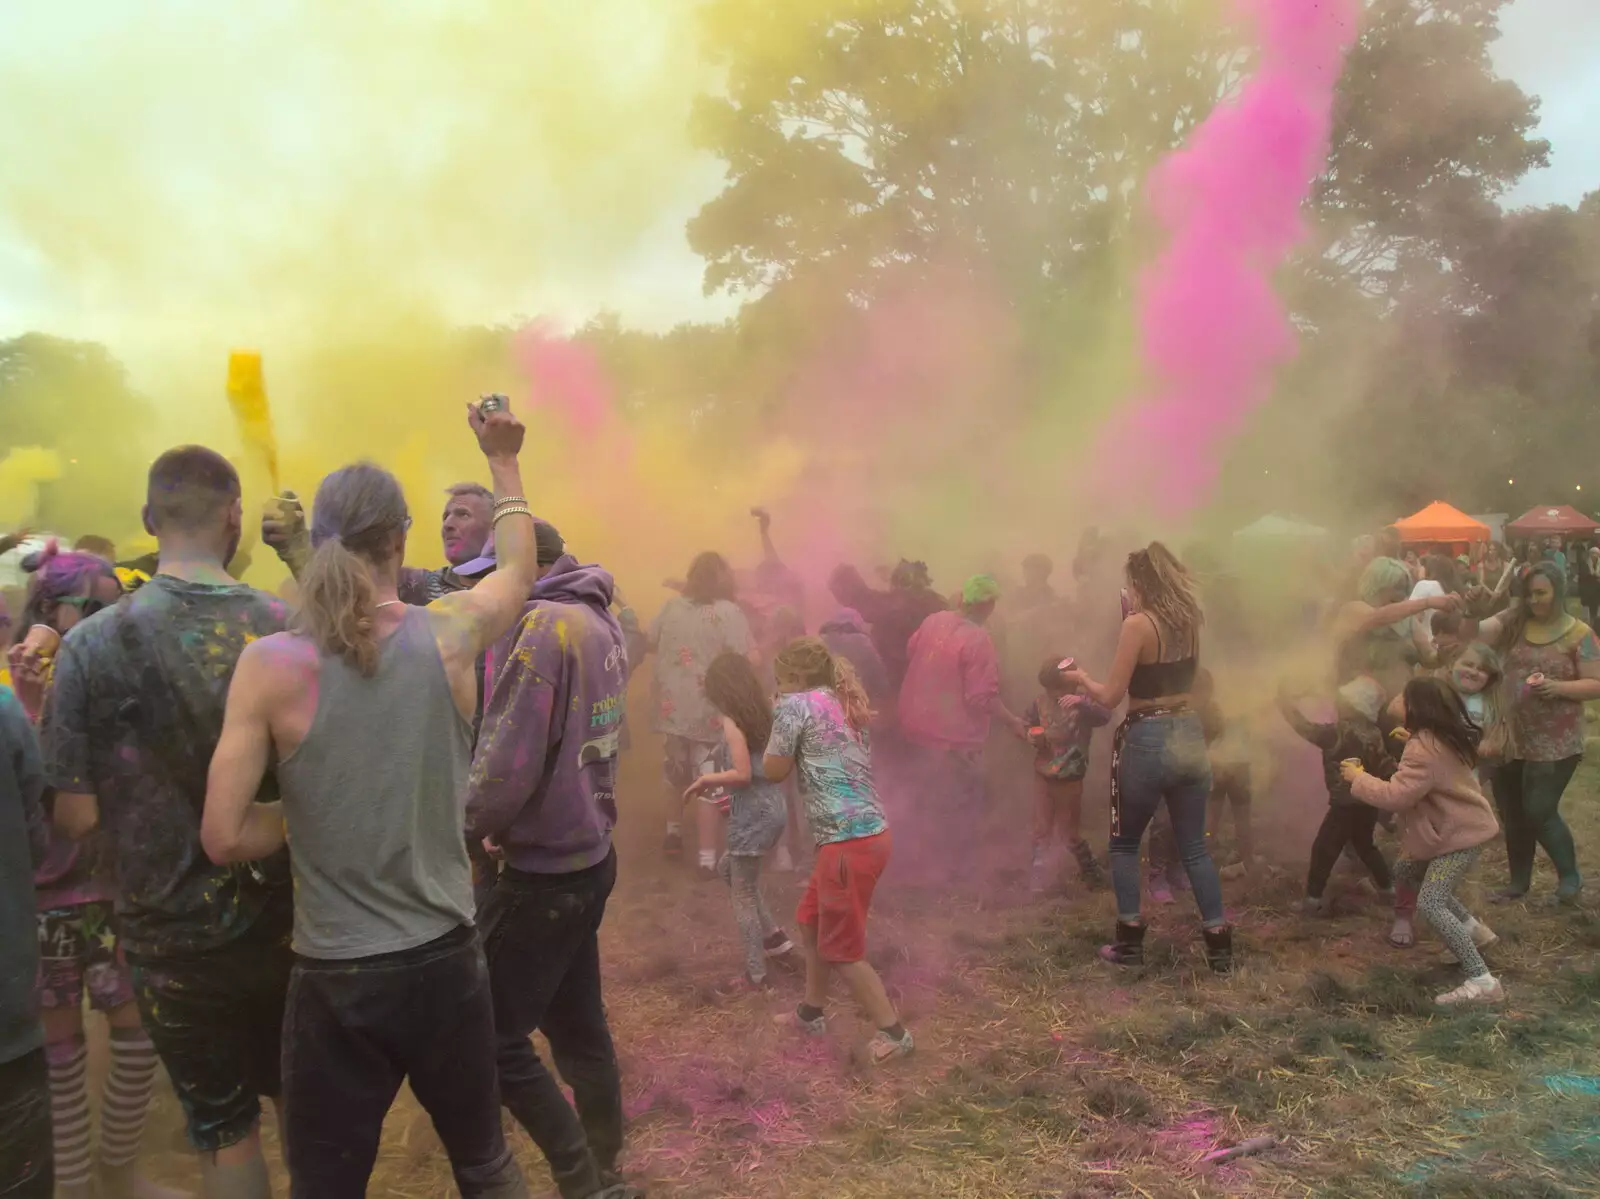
[1060,543,1230,973]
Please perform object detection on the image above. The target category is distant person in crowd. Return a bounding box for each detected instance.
[1410,553,1463,666]
[1195,670,1255,873]
[684,654,794,993]
[1061,543,1232,974]
[1332,557,1459,699]
[44,447,291,1199]
[463,519,639,1199]
[646,552,752,869]
[1578,545,1600,629]
[818,609,890,711]
[1002,554,1072,708]
[263,480,499,603]
[898,575,1027,878]
[202,406,535,1198]
[1474,562,1600,905]
[765,638,911,1064]
[70,535,116,564]
[1,686,54,1199]
[10,549,181,1199]
[827,559,948,698]
[1020,657,1111,895]
[1541,535,1569,585]
[1375,527,1403,563]
[1467,541,1516,618]
[1278,677,1396,919]
[1344,678,1503,1007]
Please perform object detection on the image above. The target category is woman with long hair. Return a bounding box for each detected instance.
[1061,543,1230,972]
[1474,561,1600,904]
[684,653,794,991]
[764,638,912,1063]
[202,402,537,1196]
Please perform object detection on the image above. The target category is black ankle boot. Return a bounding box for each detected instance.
[1099,920,1146,966]
[1203,925,1234,975]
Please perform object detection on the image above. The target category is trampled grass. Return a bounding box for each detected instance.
[119,745,1600,1197]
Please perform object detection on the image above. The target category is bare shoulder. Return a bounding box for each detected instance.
[238,632,319,689]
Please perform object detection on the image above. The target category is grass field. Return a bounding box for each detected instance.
[117,736,1600,1198]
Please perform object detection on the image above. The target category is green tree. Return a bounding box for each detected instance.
[0,333,156,540]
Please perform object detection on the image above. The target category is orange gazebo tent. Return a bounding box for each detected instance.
[1392,501,1490,545]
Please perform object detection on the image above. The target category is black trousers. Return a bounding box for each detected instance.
[481,850,624,1199]
[1307,803,1392,898]
[282,924,525,1199]
[0,1048,52,1199]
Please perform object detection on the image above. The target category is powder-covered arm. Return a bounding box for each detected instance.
[201,640,287,864]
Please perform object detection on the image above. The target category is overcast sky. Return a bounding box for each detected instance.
[0,0,1594,344]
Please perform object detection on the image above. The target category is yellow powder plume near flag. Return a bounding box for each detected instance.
[225,349,281,493]
[0,446,63,527]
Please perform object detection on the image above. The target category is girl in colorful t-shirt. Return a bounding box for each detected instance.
[763,638,911,1064]
[684,653,795,992]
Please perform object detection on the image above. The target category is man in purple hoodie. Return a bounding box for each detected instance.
[464,529,635,1199]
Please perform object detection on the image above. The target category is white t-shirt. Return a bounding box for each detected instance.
[1408,579,1446,636]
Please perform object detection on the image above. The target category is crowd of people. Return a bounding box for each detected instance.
[1,411,1597,1199]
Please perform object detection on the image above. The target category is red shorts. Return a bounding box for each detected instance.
[796,831,891,963]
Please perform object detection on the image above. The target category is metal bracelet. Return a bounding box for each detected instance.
[492,495,528,511]
[492,505,533,527]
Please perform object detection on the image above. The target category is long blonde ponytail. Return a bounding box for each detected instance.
[295,463,409,676]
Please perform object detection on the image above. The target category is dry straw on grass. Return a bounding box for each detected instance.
[122,754,1600,1198]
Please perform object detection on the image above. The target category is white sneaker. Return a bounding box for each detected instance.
[1435,974,1504,1007]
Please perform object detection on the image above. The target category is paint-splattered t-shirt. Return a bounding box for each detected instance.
[41,575,291,958]
[649,597,751,742]
[766,689,886,847]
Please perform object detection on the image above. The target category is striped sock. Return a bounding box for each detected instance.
[48,1036,93,1189]
[100,1027,159,1169]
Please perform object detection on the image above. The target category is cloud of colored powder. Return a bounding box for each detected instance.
[1092,0,1362,517]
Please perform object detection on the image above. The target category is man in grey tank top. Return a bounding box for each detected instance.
[202,404,540,1199]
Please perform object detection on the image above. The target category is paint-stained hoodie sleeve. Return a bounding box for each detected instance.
[465,614,557,842]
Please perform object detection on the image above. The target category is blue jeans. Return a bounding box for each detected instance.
[1111,713,1226,927]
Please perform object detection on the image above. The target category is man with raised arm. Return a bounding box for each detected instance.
[201,403,538,1198]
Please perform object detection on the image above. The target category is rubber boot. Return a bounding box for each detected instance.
[1098,921,1146,966]
[1203,925,1234,975]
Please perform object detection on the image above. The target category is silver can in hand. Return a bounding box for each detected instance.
[478,393,509,415]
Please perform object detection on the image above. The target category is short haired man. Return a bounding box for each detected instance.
[44,446,291,1199]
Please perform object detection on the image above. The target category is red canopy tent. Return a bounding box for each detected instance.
[1506,505,1600,537]
[1392,501,1490,545]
